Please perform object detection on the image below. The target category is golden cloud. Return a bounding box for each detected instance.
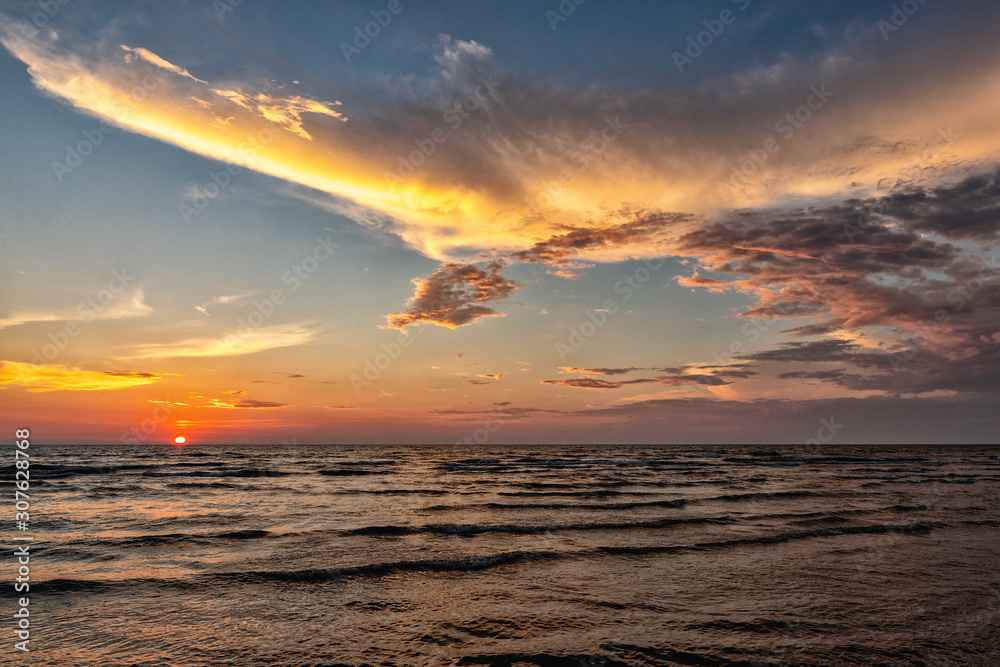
[0,362,167,392]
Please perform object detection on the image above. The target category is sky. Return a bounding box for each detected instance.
[1,0,999,444]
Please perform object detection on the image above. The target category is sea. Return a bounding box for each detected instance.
[14,444,1000,666]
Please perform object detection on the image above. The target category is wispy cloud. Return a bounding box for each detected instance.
[120,45,206,83]
[125,324,317,359]
[0,288,152,330]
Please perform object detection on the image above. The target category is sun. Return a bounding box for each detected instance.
[173,436,187,445]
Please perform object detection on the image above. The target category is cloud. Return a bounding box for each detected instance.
[476,373,508,380]
[510,210,692,265]
[193,291,255,315]
[562,395,1000,444]
[558,366,645,375]
[881,166,1000,241]
[429,405,563,418]
[674,183,1000,396]
[0,362,166,392]
[9,8,1000,270]
[120,45,206,83]
[543,377,659,390]
[149,399,190,406]
[777,370,846,380]
[233,399,288,409]
[544,364,758,389]
[0,288,153,330]
[221,390,245,395]
[676,272,731,293]
[386,259,520,329]
[125,324,316,359]
[209,88,346,140]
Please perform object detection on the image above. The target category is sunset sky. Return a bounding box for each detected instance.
[2,0,999,444]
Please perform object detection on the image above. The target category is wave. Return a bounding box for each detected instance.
[58,528,279,550]
[143,468,291,478]
[231,550,562,583]
[343,515,730,538]
[33,521,936,593]
[496,490,660,498]
[422,498,686,512]
[597,522,934,556]
[334,488,450,495]
[712,490,815,502]
[27,464,152,479]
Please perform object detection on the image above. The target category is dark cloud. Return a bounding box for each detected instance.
[881,166,1000,241]
[777,370,847,380]
[103,370,158,378]
[543,363,754,389]
[543,377,656,390]
[779,323,841,337]
[510,210,690,266]
[559,366,646,376]
[564,395,1000,444]
[676,181,1000,396]
[743,339,886,367]
[234,399,288,409]
[387,259,520,329]
[429,406,562,418]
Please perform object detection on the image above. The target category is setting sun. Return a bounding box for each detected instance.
[173,436,186,445]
